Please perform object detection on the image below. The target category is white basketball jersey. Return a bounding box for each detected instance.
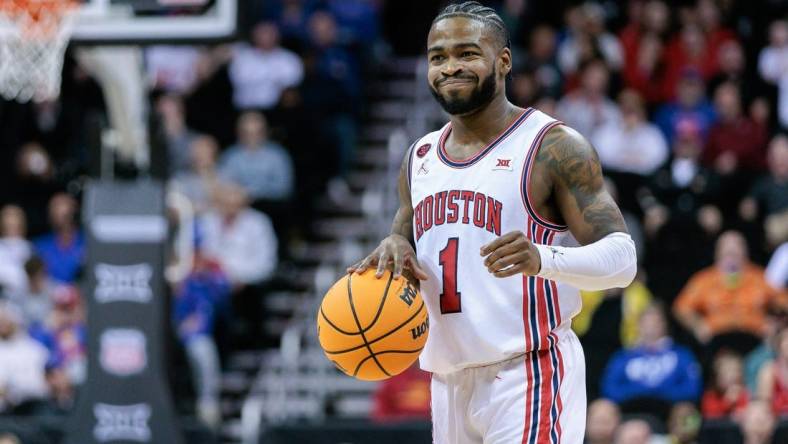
[408,108,582,374]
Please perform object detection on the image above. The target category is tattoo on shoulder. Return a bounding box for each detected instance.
[535,125,627,239]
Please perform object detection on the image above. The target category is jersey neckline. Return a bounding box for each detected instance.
[437,107,535,169]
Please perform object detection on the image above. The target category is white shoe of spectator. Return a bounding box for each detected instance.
[327,177,352,207]
[197,399,221,430]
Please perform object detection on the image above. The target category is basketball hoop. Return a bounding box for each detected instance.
[0,0,79,103]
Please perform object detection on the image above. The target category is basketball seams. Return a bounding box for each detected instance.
[321,272,398,336]
[319,272,428,380]
[351,347,426,377]
[347,273,392,377]
[322,301,426,354]
[361,272,397,331]
[319,306,363,336]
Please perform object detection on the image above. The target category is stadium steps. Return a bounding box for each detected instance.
[218,351,269,442]
[353,144,388,168]
[312,217,373,239]
[347,169,384,191]
[368,79,421,99]
[360,122,402,144]
[217,56,419,443]
[368,100,413,123]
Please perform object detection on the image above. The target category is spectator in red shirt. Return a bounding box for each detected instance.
[661,25,711,101]
[622,32,666,105]
[756,325,788,416]
[696,0,738,75]
[619,0,671,105]
[371,364,431,423]
[661,1,736,100]
[703,82,769,213]
[701,351,750,420]
[619,0,670,64]
[704,82,768,174]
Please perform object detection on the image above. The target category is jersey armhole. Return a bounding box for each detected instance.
[520,120,569,232]
[406,140,418,192]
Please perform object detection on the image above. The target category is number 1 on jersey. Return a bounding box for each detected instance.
[439,237,462,314]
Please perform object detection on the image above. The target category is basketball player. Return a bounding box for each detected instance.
[350,2,637,443]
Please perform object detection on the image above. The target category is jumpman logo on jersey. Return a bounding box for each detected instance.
[548,246,564,259]
[418,161,430,176]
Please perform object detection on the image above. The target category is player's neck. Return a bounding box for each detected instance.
[448,96,521,146]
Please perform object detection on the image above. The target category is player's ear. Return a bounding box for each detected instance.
[497,47,512,79]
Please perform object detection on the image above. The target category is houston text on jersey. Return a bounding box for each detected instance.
[414,190,503,241]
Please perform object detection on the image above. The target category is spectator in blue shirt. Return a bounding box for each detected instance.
[219,112,294,203]
[601,303,702,406]
[33,193,84,284]
[173,251,231,429]
[327,0,380,47]
[654,70,717,145]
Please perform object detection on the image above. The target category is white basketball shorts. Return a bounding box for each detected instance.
[430,330,586,444]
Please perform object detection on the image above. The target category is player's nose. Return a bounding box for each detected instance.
[440,59,462,77]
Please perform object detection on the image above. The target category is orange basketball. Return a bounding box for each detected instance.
[317,269,428,381]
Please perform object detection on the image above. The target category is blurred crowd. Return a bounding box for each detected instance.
[0,0,383,430]
[0,0,785,441]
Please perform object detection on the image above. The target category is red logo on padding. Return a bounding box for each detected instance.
[416,144,432,158]
[496,159,511,168]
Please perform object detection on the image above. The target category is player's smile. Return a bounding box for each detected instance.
[439,78,475,86]
[438,80,476,93]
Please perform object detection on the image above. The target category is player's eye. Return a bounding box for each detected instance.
[430,54,445,63]
[461,51,477,58]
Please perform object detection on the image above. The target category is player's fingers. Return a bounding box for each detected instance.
[354,254,377,274]
[406,256,429,280]
[492,262,525,278]
[376,250,392,278]
[479,231,521,256]
[392,251,403,278]
[482,242,520,268]
[346,261,361,274]
[487,253,521,274]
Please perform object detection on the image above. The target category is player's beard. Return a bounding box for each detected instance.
[430,67,497,115]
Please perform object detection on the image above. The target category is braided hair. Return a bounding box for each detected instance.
[432,1,510,50]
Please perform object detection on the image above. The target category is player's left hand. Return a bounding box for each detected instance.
[480,231,541,278]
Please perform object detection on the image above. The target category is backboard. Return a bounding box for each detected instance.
[72,0,238,43]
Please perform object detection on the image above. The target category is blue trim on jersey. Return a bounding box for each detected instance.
[528,350,542,444]
[528,276,539,348]
[548,345,560,444]
[540,237,560,444]
[438,107,535,168]
[542,228,557,332]
[521,121,569,232]
[526,275,542,444]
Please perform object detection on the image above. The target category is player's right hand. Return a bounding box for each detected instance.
[347,234,429,280]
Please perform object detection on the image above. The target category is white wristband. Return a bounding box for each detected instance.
[534,232,637,291]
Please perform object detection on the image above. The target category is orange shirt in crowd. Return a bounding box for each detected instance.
[673,264,786,337]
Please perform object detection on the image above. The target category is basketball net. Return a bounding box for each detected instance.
[0,0,78,103]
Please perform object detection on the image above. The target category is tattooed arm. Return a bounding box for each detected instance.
[537,125,628,244]
[481,124,636,290]
[348,146,428,281]
[390,151,417,246]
